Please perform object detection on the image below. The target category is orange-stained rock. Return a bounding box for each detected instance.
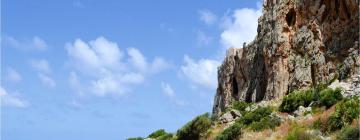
[213,0,360,116]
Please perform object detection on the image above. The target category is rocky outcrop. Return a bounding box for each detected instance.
[213,0,360,116]
[219,109,242,124]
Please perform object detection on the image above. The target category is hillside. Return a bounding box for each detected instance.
[128,0,360,140]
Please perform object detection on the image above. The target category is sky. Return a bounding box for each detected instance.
[1,0,262,139]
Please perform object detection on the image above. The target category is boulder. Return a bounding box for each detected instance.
[219,109,242,123]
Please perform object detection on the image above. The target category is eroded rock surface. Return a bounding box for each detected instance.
[213,0,360,116]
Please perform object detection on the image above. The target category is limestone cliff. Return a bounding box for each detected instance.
[213,0,360,116]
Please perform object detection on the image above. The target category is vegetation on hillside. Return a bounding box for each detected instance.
[127,86,359,140]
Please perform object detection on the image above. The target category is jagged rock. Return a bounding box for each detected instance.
[219,109,242,124]
[308,130,330,140]
[213,0,360,116]
[329,74,360,97]
[294,106,312,117]
[287,115,295,121]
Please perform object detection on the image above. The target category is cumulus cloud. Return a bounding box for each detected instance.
[38,73,56,88]
[220,7,262,49]
[180,55,220,89]
[2,35,47,51]
[65,37,169,96]
[199,9,217,25]
[6,67,22,83]
[0,87,28,108]
[30,59,52,74]
[29,59,56,88]
[127,47,147,71]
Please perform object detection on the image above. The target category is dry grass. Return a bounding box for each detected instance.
[205,102,343,140]
[203,123,226,140]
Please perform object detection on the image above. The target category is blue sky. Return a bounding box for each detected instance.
[1,0,262,139]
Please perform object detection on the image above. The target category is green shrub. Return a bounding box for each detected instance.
[126,137,143,140]
[279,89,314,113]
[240,106,273,125]
[249,115,281,131]
[335,97,360,124]
[337,125,360,140]
[176,113,212,140]
[319,88,343,108]
[215,122,243,140]
[327,114,344,132]
[157,133,174,140]
[321,97,360,132]
[232,101,251,113]
[148,129,167,138]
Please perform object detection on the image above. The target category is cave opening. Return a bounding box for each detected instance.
[286,8,296,26]
[232,77,239,98]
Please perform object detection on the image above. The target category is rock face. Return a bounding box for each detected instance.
[213,0,360,116]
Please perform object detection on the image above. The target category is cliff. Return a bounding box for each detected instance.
[213,0,360,116]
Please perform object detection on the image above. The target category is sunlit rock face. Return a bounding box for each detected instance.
[213,0,360,116]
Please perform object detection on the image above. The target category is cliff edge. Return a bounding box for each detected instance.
[213,0,360,116]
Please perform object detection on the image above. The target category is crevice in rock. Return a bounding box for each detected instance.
[341,0,351,20]
[232,77,239,98]
[311,63,316,87]
[335,0,340,18]
[286,8,296,26]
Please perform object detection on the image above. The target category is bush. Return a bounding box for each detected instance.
[319,88,343,108]
[279,89,314,113]
[249,115,281,131]
[316,97,360,132]
[215,122,243,140]
[148,129,167,138]
[335,97,360,124]
[176,113,212,140]
[241,106,273,125]
[337,125,360,140]
[327,114,344,131]
[157,133,174,140]
[232,101,251,113]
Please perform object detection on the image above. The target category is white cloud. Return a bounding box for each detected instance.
[0,87,28,108]
[150,57,170,73]
[220,7,262,49]
[197,30,213,46]
[6,67,22,83]
[161,82,175,97]
[160,82,187,106]
[29,59,56,88]
[180,55,220,89]
[30,59,52,74]
[2,35,47,51]
[38,73,56,88]
[65,37,169,96]
[127,47,147,71]
[199,9,217,25]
